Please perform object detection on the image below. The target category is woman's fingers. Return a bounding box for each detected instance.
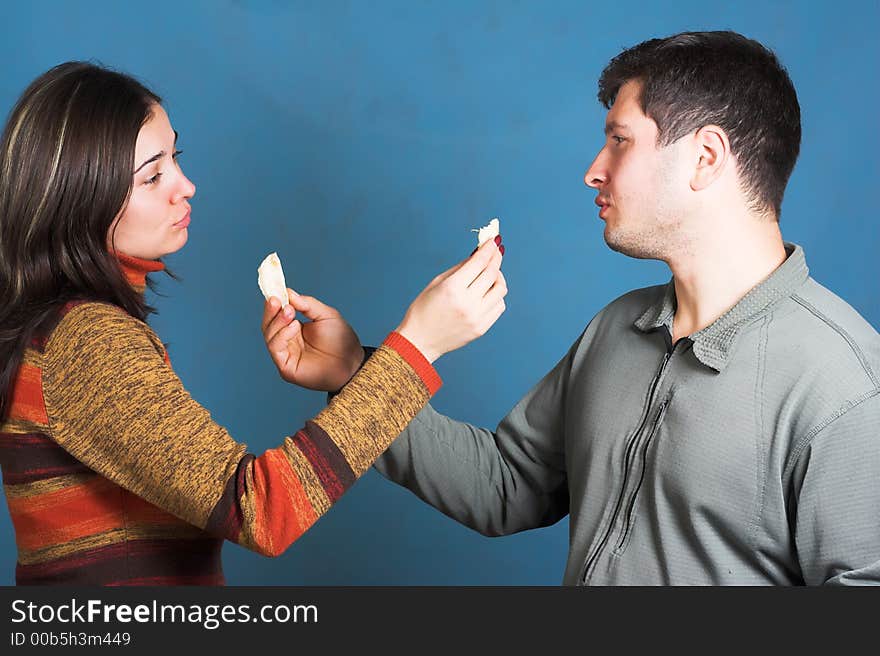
[481,270,508,305]
[452,236,500,288]
[468,247,504,297]
[430,255,471,289]
[470,234,503,256]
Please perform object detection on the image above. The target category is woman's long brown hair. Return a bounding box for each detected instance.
[0,61,165,419]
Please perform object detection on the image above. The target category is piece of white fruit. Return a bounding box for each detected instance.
[257,252,289,307]
[473,217,500,247]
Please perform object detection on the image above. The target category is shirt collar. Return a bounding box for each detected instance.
[633,242,809,372]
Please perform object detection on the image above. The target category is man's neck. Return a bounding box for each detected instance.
[667,219,787,343]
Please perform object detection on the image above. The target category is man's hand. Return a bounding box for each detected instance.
[261,289,364,391]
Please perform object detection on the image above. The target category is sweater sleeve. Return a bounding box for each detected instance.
[41,302,441,557]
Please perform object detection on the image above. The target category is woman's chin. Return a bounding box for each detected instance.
[162,231,188,257]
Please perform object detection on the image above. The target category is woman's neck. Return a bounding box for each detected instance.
[115,251,165,292]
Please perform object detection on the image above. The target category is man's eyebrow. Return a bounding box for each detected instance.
[604,121,630,135]
[133,131,180,174]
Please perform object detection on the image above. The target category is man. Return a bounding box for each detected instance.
[265,31,880,584]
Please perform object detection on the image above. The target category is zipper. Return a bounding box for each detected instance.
[615,399,669,552]
[579,350,671,584]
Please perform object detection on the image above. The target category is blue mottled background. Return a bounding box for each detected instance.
[1,0,877,584]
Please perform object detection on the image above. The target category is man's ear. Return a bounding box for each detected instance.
[690,124,731,191]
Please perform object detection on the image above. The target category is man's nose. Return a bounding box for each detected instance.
[584,152,607,188]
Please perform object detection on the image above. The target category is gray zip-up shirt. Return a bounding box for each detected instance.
[374,244,880,585]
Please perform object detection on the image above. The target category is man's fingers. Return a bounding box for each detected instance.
[263,302,297,343]
[285,288,310,312]
[267,318,303,361]
[262,297,286,334]
[294,293,341,321]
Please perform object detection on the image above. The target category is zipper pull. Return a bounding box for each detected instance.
[656,399,669,424]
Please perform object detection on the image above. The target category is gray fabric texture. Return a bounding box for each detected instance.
[374,243,880,585]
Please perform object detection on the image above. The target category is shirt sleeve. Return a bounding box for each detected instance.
[41,302,441,557]
[790,391,880,585]
[373,335,581,537]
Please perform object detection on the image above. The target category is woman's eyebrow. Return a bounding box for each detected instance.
[134,151,165,174]
[133,132,179,173]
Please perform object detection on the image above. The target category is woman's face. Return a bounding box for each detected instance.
[108,104,196,259]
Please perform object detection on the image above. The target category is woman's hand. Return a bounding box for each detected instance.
[396,236,507,363]
[262,290,364,391]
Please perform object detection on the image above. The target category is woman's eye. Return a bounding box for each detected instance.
[144,151,182,184]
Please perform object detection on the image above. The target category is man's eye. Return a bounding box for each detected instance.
[172,149,183,160]
[612,135,626,144]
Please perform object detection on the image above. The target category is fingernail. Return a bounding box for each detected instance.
[499,245,505,256]
[283,306,295,319]
[494,235,502,246]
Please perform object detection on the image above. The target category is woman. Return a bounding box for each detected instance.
[0,62,506,585]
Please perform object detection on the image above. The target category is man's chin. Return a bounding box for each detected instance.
[603,226,660,261]
[604,225,635,256]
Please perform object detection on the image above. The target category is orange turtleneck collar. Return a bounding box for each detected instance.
[115,251,165,290]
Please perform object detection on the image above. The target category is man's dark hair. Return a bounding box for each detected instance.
[598,31,801,219]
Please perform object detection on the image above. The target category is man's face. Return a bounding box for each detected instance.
[584,80,692,260]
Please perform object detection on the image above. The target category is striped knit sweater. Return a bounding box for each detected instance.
[0,253,441,585]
